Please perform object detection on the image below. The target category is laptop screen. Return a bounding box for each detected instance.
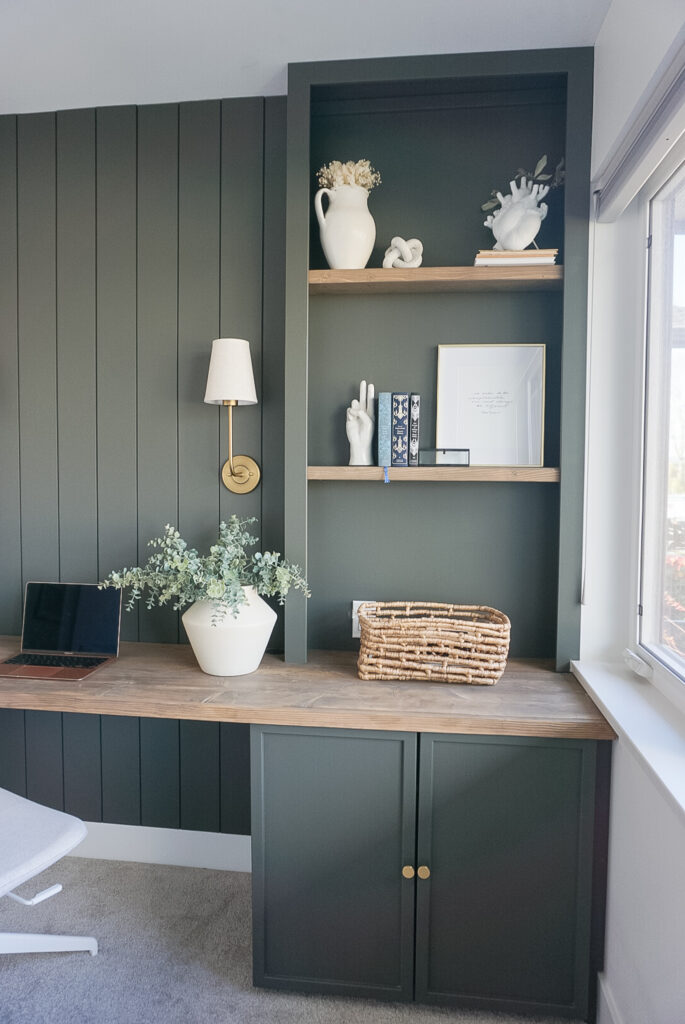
[22,583,122,656]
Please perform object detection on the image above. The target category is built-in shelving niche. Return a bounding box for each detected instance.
[285,52,593,666]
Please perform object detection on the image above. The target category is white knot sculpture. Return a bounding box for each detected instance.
[484,177,550,251]
[383,236,423,268]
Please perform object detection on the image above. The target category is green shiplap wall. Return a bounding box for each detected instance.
[0,96,286,832]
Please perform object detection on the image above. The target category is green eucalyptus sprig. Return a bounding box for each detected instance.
[100,517,309,621]
[481,155,565,212]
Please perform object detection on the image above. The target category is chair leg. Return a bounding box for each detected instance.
[0,932,98,955]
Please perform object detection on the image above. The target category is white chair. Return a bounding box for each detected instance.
[0,787,97,955]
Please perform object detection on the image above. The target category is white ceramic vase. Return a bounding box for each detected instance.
[314,184,376,270]
[181,587,277,676]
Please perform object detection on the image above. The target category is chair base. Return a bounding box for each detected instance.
[0,932,98,955]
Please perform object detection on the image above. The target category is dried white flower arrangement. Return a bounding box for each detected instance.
[316,159,381,191]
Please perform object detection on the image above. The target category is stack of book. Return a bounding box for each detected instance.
[377,392,421,467]
[474,248,558,266]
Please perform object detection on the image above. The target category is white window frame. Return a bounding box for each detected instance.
[632,136,685,714]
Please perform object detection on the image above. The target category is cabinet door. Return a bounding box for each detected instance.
[415,734,595,1018]
[251,725,417,999]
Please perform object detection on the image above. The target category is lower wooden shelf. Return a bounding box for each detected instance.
[307,466,560,482]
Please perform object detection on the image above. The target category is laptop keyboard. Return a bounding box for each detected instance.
[5,653,107,668]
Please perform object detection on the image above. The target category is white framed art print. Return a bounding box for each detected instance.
[436,344,545,466]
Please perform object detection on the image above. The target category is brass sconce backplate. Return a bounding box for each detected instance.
[221,455,261,494]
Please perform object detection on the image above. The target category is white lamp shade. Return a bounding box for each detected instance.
[204,338,258,405]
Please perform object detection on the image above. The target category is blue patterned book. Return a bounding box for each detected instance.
[391,392,409,467]
[377,392,392,467]
[409,393,420,466]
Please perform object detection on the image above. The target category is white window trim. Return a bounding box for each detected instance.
[625,135,685,718]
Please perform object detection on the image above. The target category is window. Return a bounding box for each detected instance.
[641,158,685,680]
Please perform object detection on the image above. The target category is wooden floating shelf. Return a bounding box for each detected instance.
[308,466,560,483]
[308,265,563,294]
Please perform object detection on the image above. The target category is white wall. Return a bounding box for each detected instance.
[592,0,685,179]
[1,0,609,114]
[598,742,685,1024]
[581,199,645,662]
[585,8,685,1024]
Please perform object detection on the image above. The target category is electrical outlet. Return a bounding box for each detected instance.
[351,600,371,638]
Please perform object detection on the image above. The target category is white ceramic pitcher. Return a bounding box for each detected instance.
[314,184,376,270]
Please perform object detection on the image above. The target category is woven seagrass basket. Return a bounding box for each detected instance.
[357,601,510,684]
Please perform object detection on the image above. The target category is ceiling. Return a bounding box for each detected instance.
[1,0,612,114]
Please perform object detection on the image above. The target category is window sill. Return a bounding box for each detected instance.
[572,660,685,822]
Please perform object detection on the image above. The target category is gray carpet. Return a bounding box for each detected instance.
[0,858,582,1024]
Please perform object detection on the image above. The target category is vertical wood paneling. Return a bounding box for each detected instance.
[180,721,220,831]
[177,101,221,556]
[140,717,180,827]
[137,104,179,643]
[63,712,102,820]
[262,97,287,650]
[56,108,98,582]
[17,113,59,585]
[0,116,23,633]
[25,710,63,810]
[220,722,251,835]
[0,95,278,835]
[101,715,141,824]
[96,106,139,642]
[0,709,26,796]
[219,98,264,528]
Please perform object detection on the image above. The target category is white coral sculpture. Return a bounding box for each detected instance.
[484,177,550,251]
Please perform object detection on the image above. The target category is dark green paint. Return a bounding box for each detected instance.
[101,715,141,825]
[63,713,102,821]
[180,720,221,832]
[220,723,252,836]
[219,98,265,530]
[140,718,180,829]
[0,95,277,832]
[284,48,593,668]
[0,709,26,797]
[177,100,222,556]
[262,96,288,651]
[251,725,417,998]
[17,113,60,587]
[308,481,559,655]
[136,104,180,644]
[25,711,63,811]
[56,108,98,584]
[415,733,595,1017]
[0,116,22,635]
[252,725,598,1016]
[95,106,140,643]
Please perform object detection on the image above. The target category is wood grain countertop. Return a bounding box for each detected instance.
[0,639,615,740]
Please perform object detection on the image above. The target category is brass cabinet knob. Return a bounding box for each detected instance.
[401,865,415,879]
[417,865,431,880]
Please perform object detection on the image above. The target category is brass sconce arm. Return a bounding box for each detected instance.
[222,400,260,494]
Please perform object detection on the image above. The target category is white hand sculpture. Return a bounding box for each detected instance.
[346,380,375,465]
[484,176,550,251]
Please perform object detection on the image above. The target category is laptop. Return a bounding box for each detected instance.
[0,582,122,681]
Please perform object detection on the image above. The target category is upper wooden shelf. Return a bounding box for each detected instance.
[308,466,560,483]
[308,265,563,294]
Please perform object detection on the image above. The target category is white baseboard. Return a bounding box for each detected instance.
[597,975,625,1024]
[70,822,251,873]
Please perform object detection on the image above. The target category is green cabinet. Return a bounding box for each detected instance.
[251,725,597,1018]
[251,726,417,999]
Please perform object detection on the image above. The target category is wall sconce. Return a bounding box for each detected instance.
[204,338,260,494]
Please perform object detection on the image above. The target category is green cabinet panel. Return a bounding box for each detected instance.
[251,725,417,999]
[252,725,598,1019]
[416,734,595,1018]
